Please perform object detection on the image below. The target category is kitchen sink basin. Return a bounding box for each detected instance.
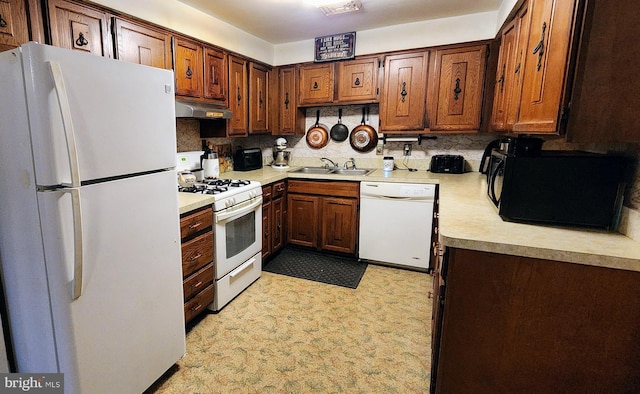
[289,167,334,174]
[288,167,375,176]
[331,168,375,176]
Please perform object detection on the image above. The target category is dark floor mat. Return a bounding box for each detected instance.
[264,248,367,289]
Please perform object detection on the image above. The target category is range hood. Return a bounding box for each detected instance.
[175,99,232,119]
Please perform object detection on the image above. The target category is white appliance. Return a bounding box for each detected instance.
[0,43,186,393]
[358,182,436,270]
[176,155,262,311]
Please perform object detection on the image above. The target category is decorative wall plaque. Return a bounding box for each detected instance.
[314,32,356,62]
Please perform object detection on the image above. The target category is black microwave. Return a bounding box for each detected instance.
[487,150,626,230]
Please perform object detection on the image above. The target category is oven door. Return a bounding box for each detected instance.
[214,196,262,279]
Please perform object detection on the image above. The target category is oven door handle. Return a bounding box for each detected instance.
[215,197,262,223]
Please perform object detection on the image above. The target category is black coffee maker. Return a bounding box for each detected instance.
[479,136,544,174]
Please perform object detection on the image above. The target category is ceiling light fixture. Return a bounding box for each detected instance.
[313,0,363,16]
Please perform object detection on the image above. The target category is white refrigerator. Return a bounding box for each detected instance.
[0,43,186,393]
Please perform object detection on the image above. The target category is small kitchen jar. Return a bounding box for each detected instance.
[383,156,394,171]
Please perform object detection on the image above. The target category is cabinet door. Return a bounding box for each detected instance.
[321,197,357,255]
[513,0,577,133]
[380,51,429,132]
[174,37,202,98]
[272,197,284,253]
[113,18,171,69]
[336,56,380,103]
[48,0,111,57]
[298,63,334,105]
[249,62,270,134]
[276,65,305,135]
[428,44,487,132]
[203,46,227,103]
[491,18,520,131]
[287,193,319,249]
[228,55,248,136]
[0,0,29,51]
[262,200,272,260]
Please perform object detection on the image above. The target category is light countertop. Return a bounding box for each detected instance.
[179,166,640,272]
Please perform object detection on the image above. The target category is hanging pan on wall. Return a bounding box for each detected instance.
[306,110,329,149]
[349,107,378,153]
[330,108,349,142]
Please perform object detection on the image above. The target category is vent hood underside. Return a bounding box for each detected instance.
[175,99,232,119]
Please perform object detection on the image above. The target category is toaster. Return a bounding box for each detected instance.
[429,155,465,174]
[233,147,263,171]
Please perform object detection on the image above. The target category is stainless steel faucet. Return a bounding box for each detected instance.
[344,158,356,169]
[320,157,338,169]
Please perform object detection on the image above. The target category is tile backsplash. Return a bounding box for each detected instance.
[176,109,640,210]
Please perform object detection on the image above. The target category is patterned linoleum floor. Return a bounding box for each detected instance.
[146,264,433,393]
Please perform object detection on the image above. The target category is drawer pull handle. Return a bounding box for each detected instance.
[190,303,203,312]
[188,221,202,230]
[0,14,8,28]
[191,281,203,289]
[189,253,202,261]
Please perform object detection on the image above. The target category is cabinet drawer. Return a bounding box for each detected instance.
[181,230,213,277]
[184,283,214,323]
[272,181,286,199]
[288,180,358,198]
[183,263,214,301]
[262,185,273,202]
[180,206,212,239]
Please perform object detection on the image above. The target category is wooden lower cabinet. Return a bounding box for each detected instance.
[287,180,358,255]
[262,181,286,261]
[179,206,214,324]
[431,247,640,393]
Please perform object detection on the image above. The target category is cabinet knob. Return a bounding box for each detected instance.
[0,14,8,28]
[284,92,290,109]
[186,65,193,78]
[532,22,547,72]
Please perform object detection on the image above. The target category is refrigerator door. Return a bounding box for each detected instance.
[36,171,185,393]
[20,43,177,187]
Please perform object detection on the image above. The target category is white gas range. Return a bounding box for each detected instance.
[177,151,262,312]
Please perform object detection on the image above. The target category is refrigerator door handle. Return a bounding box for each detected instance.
[64,187,84,300]
[48,61,81,188]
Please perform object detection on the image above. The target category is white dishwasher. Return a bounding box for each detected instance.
[358,182,436,270]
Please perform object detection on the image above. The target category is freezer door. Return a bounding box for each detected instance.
[20,43,177,186]
[36,171,185,393]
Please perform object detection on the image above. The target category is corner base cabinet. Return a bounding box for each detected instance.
[431,247,640,393]
[179,206,214,324]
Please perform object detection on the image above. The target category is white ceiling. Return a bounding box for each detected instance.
[177,0,503,44]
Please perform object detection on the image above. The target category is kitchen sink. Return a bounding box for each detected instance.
[289,167,334,174]
[331,169,375,176]
[289,167,375,176]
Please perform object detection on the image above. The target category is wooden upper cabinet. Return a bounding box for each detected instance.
[228,55,248,137]
[47,0,111,57]
[380,50,429,132]
[174,37,203,98]
[566,0,640,143]
[0,0,31,51]
[203,46,227,103]
[336,56,380,103]
[249,62,270,134]
[491,18,521,132]
[113,17,171,69]
[276,65,305,135]
[298,62,334,105]
[428,44,487,132]
[513,0,578,134]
